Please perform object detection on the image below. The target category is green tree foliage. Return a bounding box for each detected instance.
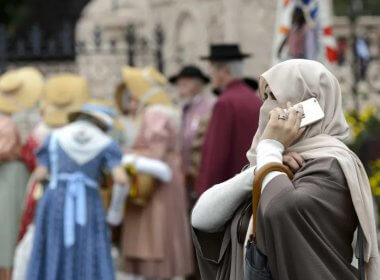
[0,0,89,39]
[0,0,30,35]
[334,0,380,16]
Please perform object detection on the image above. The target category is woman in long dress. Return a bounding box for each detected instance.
[0,116,30,280]
[0,67,43,280]
[192,59,380,279]
[18,73,89,241]
[116,66,194,279]
[26,104,128,280]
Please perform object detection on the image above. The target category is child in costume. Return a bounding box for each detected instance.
[26,103,129,280]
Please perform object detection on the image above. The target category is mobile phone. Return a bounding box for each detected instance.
[285,98,325,128]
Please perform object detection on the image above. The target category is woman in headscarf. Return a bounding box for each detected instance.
[191,59,380,279]
[115,66,194,279]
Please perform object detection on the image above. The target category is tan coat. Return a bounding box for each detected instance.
[193,157,361,280]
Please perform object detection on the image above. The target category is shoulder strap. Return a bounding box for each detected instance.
[251,163,293,239]
[358,225,365,280]
[48,132,59,189]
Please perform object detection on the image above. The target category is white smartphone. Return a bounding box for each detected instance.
[285,98,325,128]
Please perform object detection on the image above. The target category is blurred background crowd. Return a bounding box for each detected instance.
[0,0,379,280]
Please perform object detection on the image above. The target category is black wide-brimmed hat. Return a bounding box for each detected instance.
[169,65,210,84]
[200,44,251,61]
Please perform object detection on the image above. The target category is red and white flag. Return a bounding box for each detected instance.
[272,0,338,65]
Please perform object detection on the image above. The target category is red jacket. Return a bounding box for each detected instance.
[196,80,261,195]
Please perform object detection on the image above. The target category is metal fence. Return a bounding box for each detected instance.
[0,22,166,73]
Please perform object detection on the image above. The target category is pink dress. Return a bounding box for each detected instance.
[121,106,194,278]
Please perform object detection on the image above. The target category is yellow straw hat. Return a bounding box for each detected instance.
[0,67,44,114]
[42,74,89,127]
[114,66,171,113]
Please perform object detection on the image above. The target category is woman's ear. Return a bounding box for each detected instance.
[258,77,268,100]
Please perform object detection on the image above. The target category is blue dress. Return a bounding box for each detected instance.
[26,135,121,280]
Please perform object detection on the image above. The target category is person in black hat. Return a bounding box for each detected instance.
[195,44,262,195]
[169,65,215,202]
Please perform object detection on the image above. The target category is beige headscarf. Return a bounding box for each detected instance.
[246,59,380,279]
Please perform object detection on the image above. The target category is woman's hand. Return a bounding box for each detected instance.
[283,152,304,173]
[112,166,129,185]
[260,102,305,148]
[32,166,49,182]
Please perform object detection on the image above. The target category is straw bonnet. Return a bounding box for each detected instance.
[70,98,124,131]
[42,74,89,127]
[68,102,117,132]
[114,66,171,113]
[0,67,44,114]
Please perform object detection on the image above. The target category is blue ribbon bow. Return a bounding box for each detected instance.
[57,172,97,248]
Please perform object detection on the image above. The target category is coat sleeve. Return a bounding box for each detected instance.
[196,100,234,195]
[192,166,254,232]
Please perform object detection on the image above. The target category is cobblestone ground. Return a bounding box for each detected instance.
[113,248,185,280]
[114,229,380,280]
[116,272,184,280]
